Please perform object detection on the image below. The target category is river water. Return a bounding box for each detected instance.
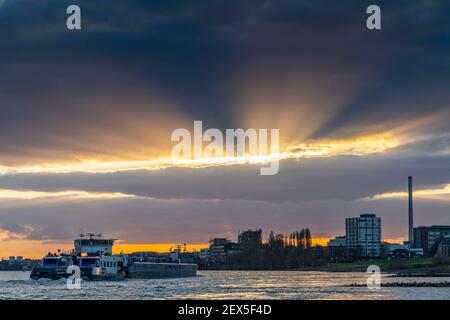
[0,271,449,300]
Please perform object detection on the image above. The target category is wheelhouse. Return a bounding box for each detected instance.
[42,256,67,268]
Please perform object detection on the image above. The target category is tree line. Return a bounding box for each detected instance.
[226,229,328,270]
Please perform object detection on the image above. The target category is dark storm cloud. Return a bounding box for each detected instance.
[0,188,448,242]
[0,0,240,142]
[1,0,450,163]
[0,0,449,243]
[0,155,448,203]
[309,1,450,138]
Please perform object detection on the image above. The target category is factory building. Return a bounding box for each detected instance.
[414,226,450,256]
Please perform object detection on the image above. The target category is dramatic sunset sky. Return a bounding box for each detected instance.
[0,0,449,258]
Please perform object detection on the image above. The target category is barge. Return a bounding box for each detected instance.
[30,233,197,280]
[128,262,197,279]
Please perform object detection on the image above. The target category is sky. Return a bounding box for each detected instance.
[0,0,449,258]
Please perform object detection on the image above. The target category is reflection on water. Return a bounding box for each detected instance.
[0,271,449,300]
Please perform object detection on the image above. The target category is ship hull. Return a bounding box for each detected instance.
[82,273,127,281]
[127,262,197,279]
[30,267,70,280]
[88,274,126,281]
[80,266,127,281]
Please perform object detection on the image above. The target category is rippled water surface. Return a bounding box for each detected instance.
[0,271,449,300]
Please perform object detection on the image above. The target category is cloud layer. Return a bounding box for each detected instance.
[0,1,449,251]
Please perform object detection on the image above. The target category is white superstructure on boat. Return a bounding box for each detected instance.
[74,233,114,256]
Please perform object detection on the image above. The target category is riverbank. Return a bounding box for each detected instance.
[314,257,450,274]
[347,282,450,287]
[203,257,450,274]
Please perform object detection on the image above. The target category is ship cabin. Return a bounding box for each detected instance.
[73,233,115,257]
[100,255,127,274]
[42,256,68,269]
[79,256,101,268]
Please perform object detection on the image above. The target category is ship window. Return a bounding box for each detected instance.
[43,258,58,267]
[81,259,97,267]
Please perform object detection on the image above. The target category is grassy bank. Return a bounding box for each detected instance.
[316,257,450,272]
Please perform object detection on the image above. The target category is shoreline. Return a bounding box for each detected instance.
[200,257,450,276]
[347,282,450,287]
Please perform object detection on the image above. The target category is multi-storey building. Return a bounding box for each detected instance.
[346,214,381,257]
[413,226,450,256]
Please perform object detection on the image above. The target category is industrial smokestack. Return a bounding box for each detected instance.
[408,176,414,244]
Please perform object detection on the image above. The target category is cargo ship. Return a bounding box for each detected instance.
[30,233,197,280]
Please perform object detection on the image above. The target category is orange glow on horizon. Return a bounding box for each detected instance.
[112,243,209,254]
[383,237,407,244]
[0,237,409,260]
[311,238,329,246]
[0,242,210,260]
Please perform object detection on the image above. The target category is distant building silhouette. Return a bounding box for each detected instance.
[328,236,347,262]
[238,229,262,248]
[208,238,240,266]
